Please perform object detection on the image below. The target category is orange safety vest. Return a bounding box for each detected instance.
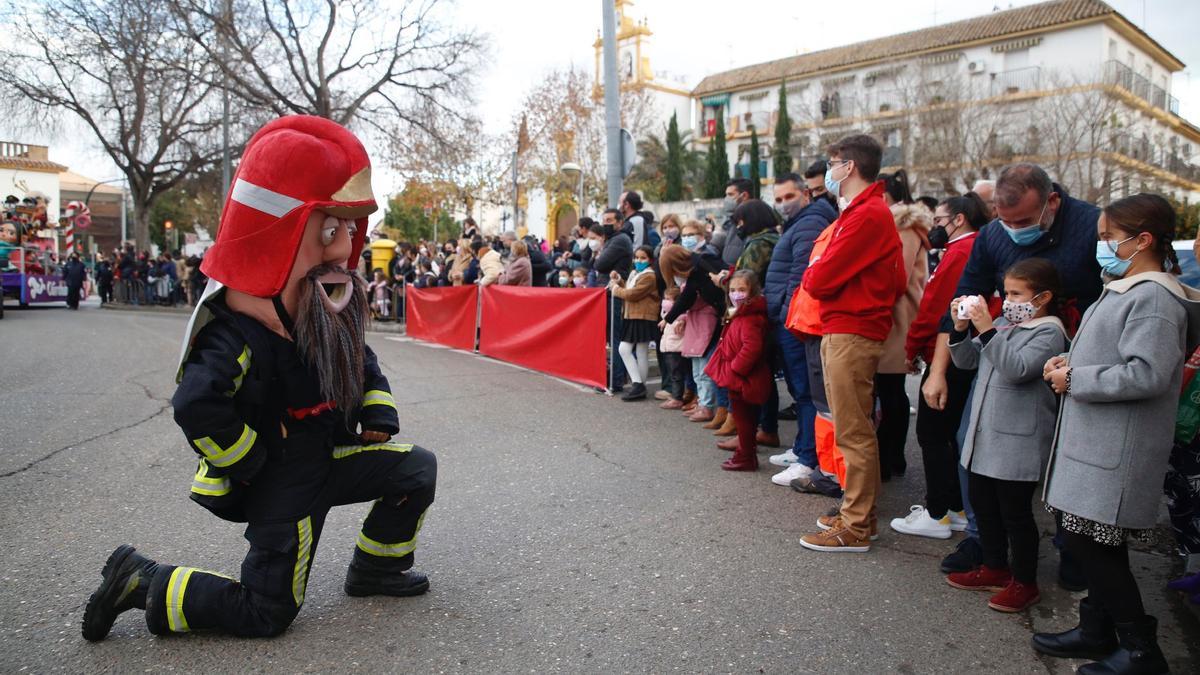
[785,222,836,338]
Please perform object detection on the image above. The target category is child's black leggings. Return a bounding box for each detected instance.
[967,472,1038,583]
[1062,529,1146,623]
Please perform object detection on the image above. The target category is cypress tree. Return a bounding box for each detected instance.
[773,81,793,178]
[665,113,683,201]
[704,112,729,199]
[749,126,761,199]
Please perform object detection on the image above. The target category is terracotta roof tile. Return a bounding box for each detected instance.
[693,0,1120,96]
[0,157,69,174]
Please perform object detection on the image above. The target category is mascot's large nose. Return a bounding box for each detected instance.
[316,270,352,314]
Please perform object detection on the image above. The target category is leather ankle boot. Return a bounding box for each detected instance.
[721,443,758,471]
[703,407,727,430]
[1032,597,1118,661]
[713,412,737,436]
[1077,615,1167,675]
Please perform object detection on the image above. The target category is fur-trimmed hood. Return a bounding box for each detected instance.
[890,202,933,233]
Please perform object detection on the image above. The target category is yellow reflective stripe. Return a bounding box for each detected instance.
[361,389,396,409]
[332,442,412,460]
[191,425,257,468]
[191,460,231,497]
[165,567,195,633]
[292,517,313,607]
[224,346,253,397]
[355,511,427,558]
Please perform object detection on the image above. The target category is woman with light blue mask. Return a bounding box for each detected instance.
[1036,193,1200,673]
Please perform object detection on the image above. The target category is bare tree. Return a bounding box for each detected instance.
[170,0,483,146]
[4,0,226,247]
[510,66,658,212]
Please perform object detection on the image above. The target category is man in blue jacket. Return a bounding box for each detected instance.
[927,162,1102,580]
[763,168,838,486]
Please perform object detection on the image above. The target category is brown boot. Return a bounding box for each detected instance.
[755,431,781,448]
[717,436,738,451]
[703,406,727,430]
[681,390,697,406]
[714,412,737,437]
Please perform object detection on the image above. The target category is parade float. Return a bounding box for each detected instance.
[0,194,77,316]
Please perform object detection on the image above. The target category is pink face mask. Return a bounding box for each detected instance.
[729,291,748,307]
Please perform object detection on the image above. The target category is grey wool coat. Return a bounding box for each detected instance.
[1045,272,1200,529]
[951,316,1067,481]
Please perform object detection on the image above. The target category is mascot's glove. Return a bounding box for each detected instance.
[361,430,392,444]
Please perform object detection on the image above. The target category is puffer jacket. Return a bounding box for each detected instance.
[705,295,772,405]
[765,199,838,324]
[879,202,931,373]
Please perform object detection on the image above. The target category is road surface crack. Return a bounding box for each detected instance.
[581,441,627,472]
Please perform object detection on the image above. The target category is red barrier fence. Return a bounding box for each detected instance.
[479,286,608,389]
[404,285,478,351]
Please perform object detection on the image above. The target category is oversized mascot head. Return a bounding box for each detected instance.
[184,115,379,415]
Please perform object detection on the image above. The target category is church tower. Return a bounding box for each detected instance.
[592,1,691,130]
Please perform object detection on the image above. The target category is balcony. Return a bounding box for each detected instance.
[1103,60,1179,117]
[989,67,1042,96]
[864,89,906,114]
[739,110,773,134]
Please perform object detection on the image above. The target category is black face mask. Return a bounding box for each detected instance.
[928,225,950,249]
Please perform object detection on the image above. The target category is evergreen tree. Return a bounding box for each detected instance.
[748,126,761,199]
[664,113,683,201]
[773,81,793,179]
[704,112,729,199]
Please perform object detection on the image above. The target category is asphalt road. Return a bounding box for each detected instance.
[1,301,1197,673]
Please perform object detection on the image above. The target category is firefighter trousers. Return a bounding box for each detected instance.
[146,440,436,638]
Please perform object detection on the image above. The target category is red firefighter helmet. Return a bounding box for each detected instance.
[201,115,377,298]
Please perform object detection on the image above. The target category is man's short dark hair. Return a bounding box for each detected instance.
[469,239,488,254]
[726,178,753,196]
[398,242,415,254]
[776,172,804,188]
[602,208,621,220]
[624,191,643,210]
[579,217,596,230]
[803,160,828,179]
[826,134,882,182]
[995,163,1053,209]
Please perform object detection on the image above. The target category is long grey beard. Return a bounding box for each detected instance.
[294,265,369,425]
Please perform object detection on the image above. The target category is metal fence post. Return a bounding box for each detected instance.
[607,290,614,395]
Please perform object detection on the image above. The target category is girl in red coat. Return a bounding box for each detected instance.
[705,270,772,471]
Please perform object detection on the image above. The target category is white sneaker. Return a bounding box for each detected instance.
[771,463,813,486]
[889,505,953,539]
[945,510,969,532]
[769,449,800,466]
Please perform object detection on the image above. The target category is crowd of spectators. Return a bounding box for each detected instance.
[391,135,1200,672]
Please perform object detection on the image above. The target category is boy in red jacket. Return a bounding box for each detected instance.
[799,135,905,553]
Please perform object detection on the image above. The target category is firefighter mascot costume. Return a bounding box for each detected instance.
[82,115,437,640]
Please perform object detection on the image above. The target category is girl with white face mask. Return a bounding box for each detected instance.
[945,259,1066,614]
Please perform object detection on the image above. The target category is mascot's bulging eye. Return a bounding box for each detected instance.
[321,216,340,246]
[345,220,358,237]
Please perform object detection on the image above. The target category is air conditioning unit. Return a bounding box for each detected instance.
[967,61,987,75]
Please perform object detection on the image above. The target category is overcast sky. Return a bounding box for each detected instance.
[7,0,1198,200]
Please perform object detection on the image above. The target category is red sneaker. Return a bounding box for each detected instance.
[946,565,1012,592]
[988,580,1040,612]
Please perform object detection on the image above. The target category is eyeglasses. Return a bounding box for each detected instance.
[999,201,1048,230]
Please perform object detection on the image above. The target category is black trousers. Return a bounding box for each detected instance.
[916,363,975,518]
[146,441,437,637]
[1063,530,1145,623]
[99,282,113,304]
[67,283,82,309]
[968,472,1038,583]
[875,373,909,475]
[659,351,687,399]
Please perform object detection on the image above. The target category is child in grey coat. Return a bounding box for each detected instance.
[945,259,1067,613]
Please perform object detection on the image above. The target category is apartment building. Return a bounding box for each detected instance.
[689,0,1200,203]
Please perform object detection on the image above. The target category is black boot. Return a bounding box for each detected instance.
[1077,615,1168,674]
[1031,597,1118,660]
[344,552,430,598]
[621,382,647,401]
[81,545,160,641]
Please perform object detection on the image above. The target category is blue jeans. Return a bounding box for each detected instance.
[691,354,716,409]
[956,375,980,540]
[803,336,829,414]
[776,324,817,468]
[608,295,626,389]
[716,386,729,409]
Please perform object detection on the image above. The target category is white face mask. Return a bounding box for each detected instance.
[673,275,687,286]
[588,239,601,252]
[558,275,570,286]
